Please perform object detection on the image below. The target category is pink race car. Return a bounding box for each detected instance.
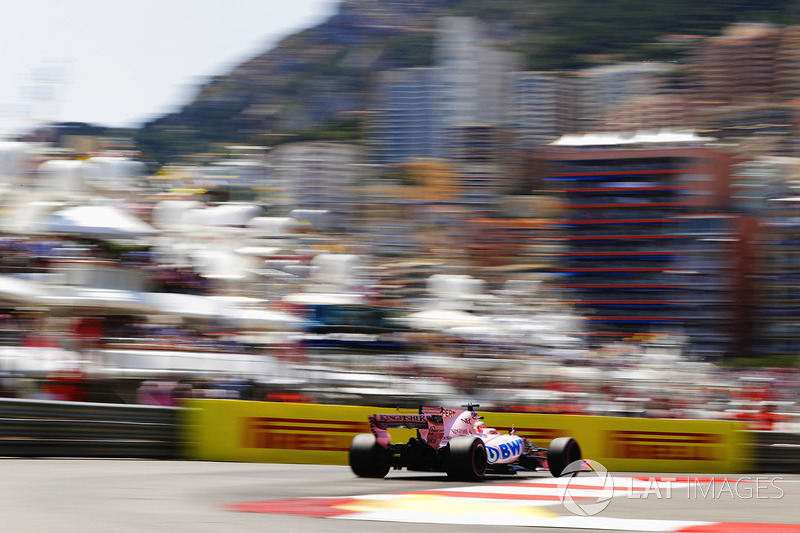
[349,404,581,481]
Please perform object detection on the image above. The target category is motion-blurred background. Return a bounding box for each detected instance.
[0,0,797,430]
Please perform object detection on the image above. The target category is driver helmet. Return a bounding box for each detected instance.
[473,420,486,432]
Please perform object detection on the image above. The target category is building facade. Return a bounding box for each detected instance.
[268,142,364,232]
[540,136,746,358]
[574,62,677,132]
[370,67,446,165]
[435,16,523,128]
[694,23,785,106]
[506,72,578,148]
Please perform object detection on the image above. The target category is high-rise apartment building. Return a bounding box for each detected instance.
[268,142,364,232]
[369,17,522,167]
[443,124,514,215]
[693,103,798,156]
[689,23,800,156]
[575,62,677,132]
[506,72,577,147]
[734,156,800,358]
[435,17,523,128]
[370,67,446,166]
[778,25,800,99]
[541,134,745,358]
[429,17,524,216]
[694,23,785,106]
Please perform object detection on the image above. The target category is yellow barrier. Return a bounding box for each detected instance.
[181,400,417,464]
[486,412,752,474]
[181,400,753,473]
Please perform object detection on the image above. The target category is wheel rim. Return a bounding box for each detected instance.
[567,440,580,464]
[473,442,487,477]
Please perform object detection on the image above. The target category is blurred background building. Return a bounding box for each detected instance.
[268,141,364,232]
[506,72,578,148]
[1,5,800,420]
[370,67,446,165]
[540,135,745,358]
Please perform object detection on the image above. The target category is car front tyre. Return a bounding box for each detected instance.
[547,437,581,477]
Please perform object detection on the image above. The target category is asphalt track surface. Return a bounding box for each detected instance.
[1,459,798,533]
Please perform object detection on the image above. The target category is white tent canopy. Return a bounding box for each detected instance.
[0,275,46,305]
[282,292,366,306]
[143,292,304,330]
[143,292,229,320]
[179,204,261,227]
[151,200,205,230]
[42,205,158,240]
[223,308,305,331]
[43,287,156,314]
[402,309,498,331]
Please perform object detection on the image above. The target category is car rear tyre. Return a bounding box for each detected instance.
[548,437,581,477]
[446,436,487,481]
[349,433,391,478]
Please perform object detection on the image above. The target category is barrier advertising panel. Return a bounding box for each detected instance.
[181,400,752,473]
[485,412,751,473]
[181,399,416,464]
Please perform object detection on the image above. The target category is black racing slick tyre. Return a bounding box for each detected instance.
[349,433,391,478]
[548,437,582,477]
[446,436,487,481]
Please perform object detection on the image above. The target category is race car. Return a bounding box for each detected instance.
[349,404,582,481]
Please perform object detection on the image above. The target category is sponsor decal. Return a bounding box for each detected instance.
[487,446,499,463]
[501,439,522,459]
[371,413,429,431]
[427,427,444,443]
[486,438,523,463]
[606,430,724,461]
[242,417,366,452]
[374,414,427,425]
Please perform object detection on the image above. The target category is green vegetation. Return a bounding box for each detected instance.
[529,0,799,69]
[383,32,437,67]
[265,116,364,146]
[722,355,800,368]
[133,127,210,165]
[446,0,541,21]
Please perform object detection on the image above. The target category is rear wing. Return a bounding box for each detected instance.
[368,407,462,449]
[369,413,429,430]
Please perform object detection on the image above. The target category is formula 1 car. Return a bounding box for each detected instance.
[349,404,581,481]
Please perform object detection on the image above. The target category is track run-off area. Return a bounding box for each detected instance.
[1,460,798,533]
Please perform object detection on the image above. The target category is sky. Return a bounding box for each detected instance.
[0,0,338,136]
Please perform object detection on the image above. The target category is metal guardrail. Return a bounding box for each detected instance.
[749,430,800,473]
[0,398,182,459]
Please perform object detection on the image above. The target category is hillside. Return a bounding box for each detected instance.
[130,0,800,164]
